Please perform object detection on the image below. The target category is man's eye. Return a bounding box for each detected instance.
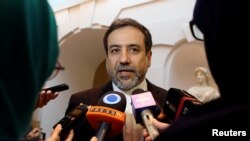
[110,48,119,54]
[130,48,139,53]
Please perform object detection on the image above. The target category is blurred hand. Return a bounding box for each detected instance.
[142,118,170,141]
[47,124,74,141]
[90,136,98,141]
[26,127,41,140]
[36,90,59,108]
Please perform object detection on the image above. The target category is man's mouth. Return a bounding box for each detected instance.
[117,69,135,77]
[118,69,134,73]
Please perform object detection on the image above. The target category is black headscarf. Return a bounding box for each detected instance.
[193,0,248,99]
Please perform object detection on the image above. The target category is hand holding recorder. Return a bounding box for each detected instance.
[36,83,69,108]
[142,88,202,141]
[47,124,74,141]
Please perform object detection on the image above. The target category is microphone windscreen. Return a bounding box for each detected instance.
[86,91,126,138]
[97,91,126,112]
[131,90,160,123]
[163,88,202,123]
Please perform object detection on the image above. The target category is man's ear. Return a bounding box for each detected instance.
[147,51,152,67]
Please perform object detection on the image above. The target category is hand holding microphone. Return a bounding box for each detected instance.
[86,91,126,141]
[47,124,74,141]
[143,88,202,141]
[49,124,98,141]
[52,90,126,141]
[53,103,89,140]
[131,89,161,140]
[36,84,69,108]
[142,118,170,141]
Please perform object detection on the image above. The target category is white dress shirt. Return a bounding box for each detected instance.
[112,79,147,141]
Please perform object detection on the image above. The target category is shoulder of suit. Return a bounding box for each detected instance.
[147,80,168,94]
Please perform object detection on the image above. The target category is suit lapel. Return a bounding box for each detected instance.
[101,81,114,94]
[147,80,166,108]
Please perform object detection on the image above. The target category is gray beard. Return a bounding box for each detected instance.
[106,64,147,91]
[112,75,140,90]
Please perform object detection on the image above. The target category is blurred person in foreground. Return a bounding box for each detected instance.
[0,1,72,141]
[143,0,250,140]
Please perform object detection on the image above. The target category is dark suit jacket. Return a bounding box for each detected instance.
[65,80,168,141]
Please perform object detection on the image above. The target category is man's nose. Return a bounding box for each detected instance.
[120,50,131,64]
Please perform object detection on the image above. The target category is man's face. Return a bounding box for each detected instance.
[106,26,152,90]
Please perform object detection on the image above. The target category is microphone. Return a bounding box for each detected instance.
[53,103,88,139]
[43,83,69,93]
[86,91,126,141]
[163,88,202,123]
[131,89,160,140]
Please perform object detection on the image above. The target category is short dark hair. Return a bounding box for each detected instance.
[103,18,152,55]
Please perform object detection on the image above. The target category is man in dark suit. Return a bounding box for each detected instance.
[65,18,168,141]
[143,0,250,140]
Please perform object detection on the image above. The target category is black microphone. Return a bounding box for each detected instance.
[43,83,69,93]
[131,89,160,140]
[53,103,88,139]
[163,88,202,123]
[86,91,126,141]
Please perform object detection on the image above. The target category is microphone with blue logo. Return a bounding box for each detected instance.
[86,91,126,141]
